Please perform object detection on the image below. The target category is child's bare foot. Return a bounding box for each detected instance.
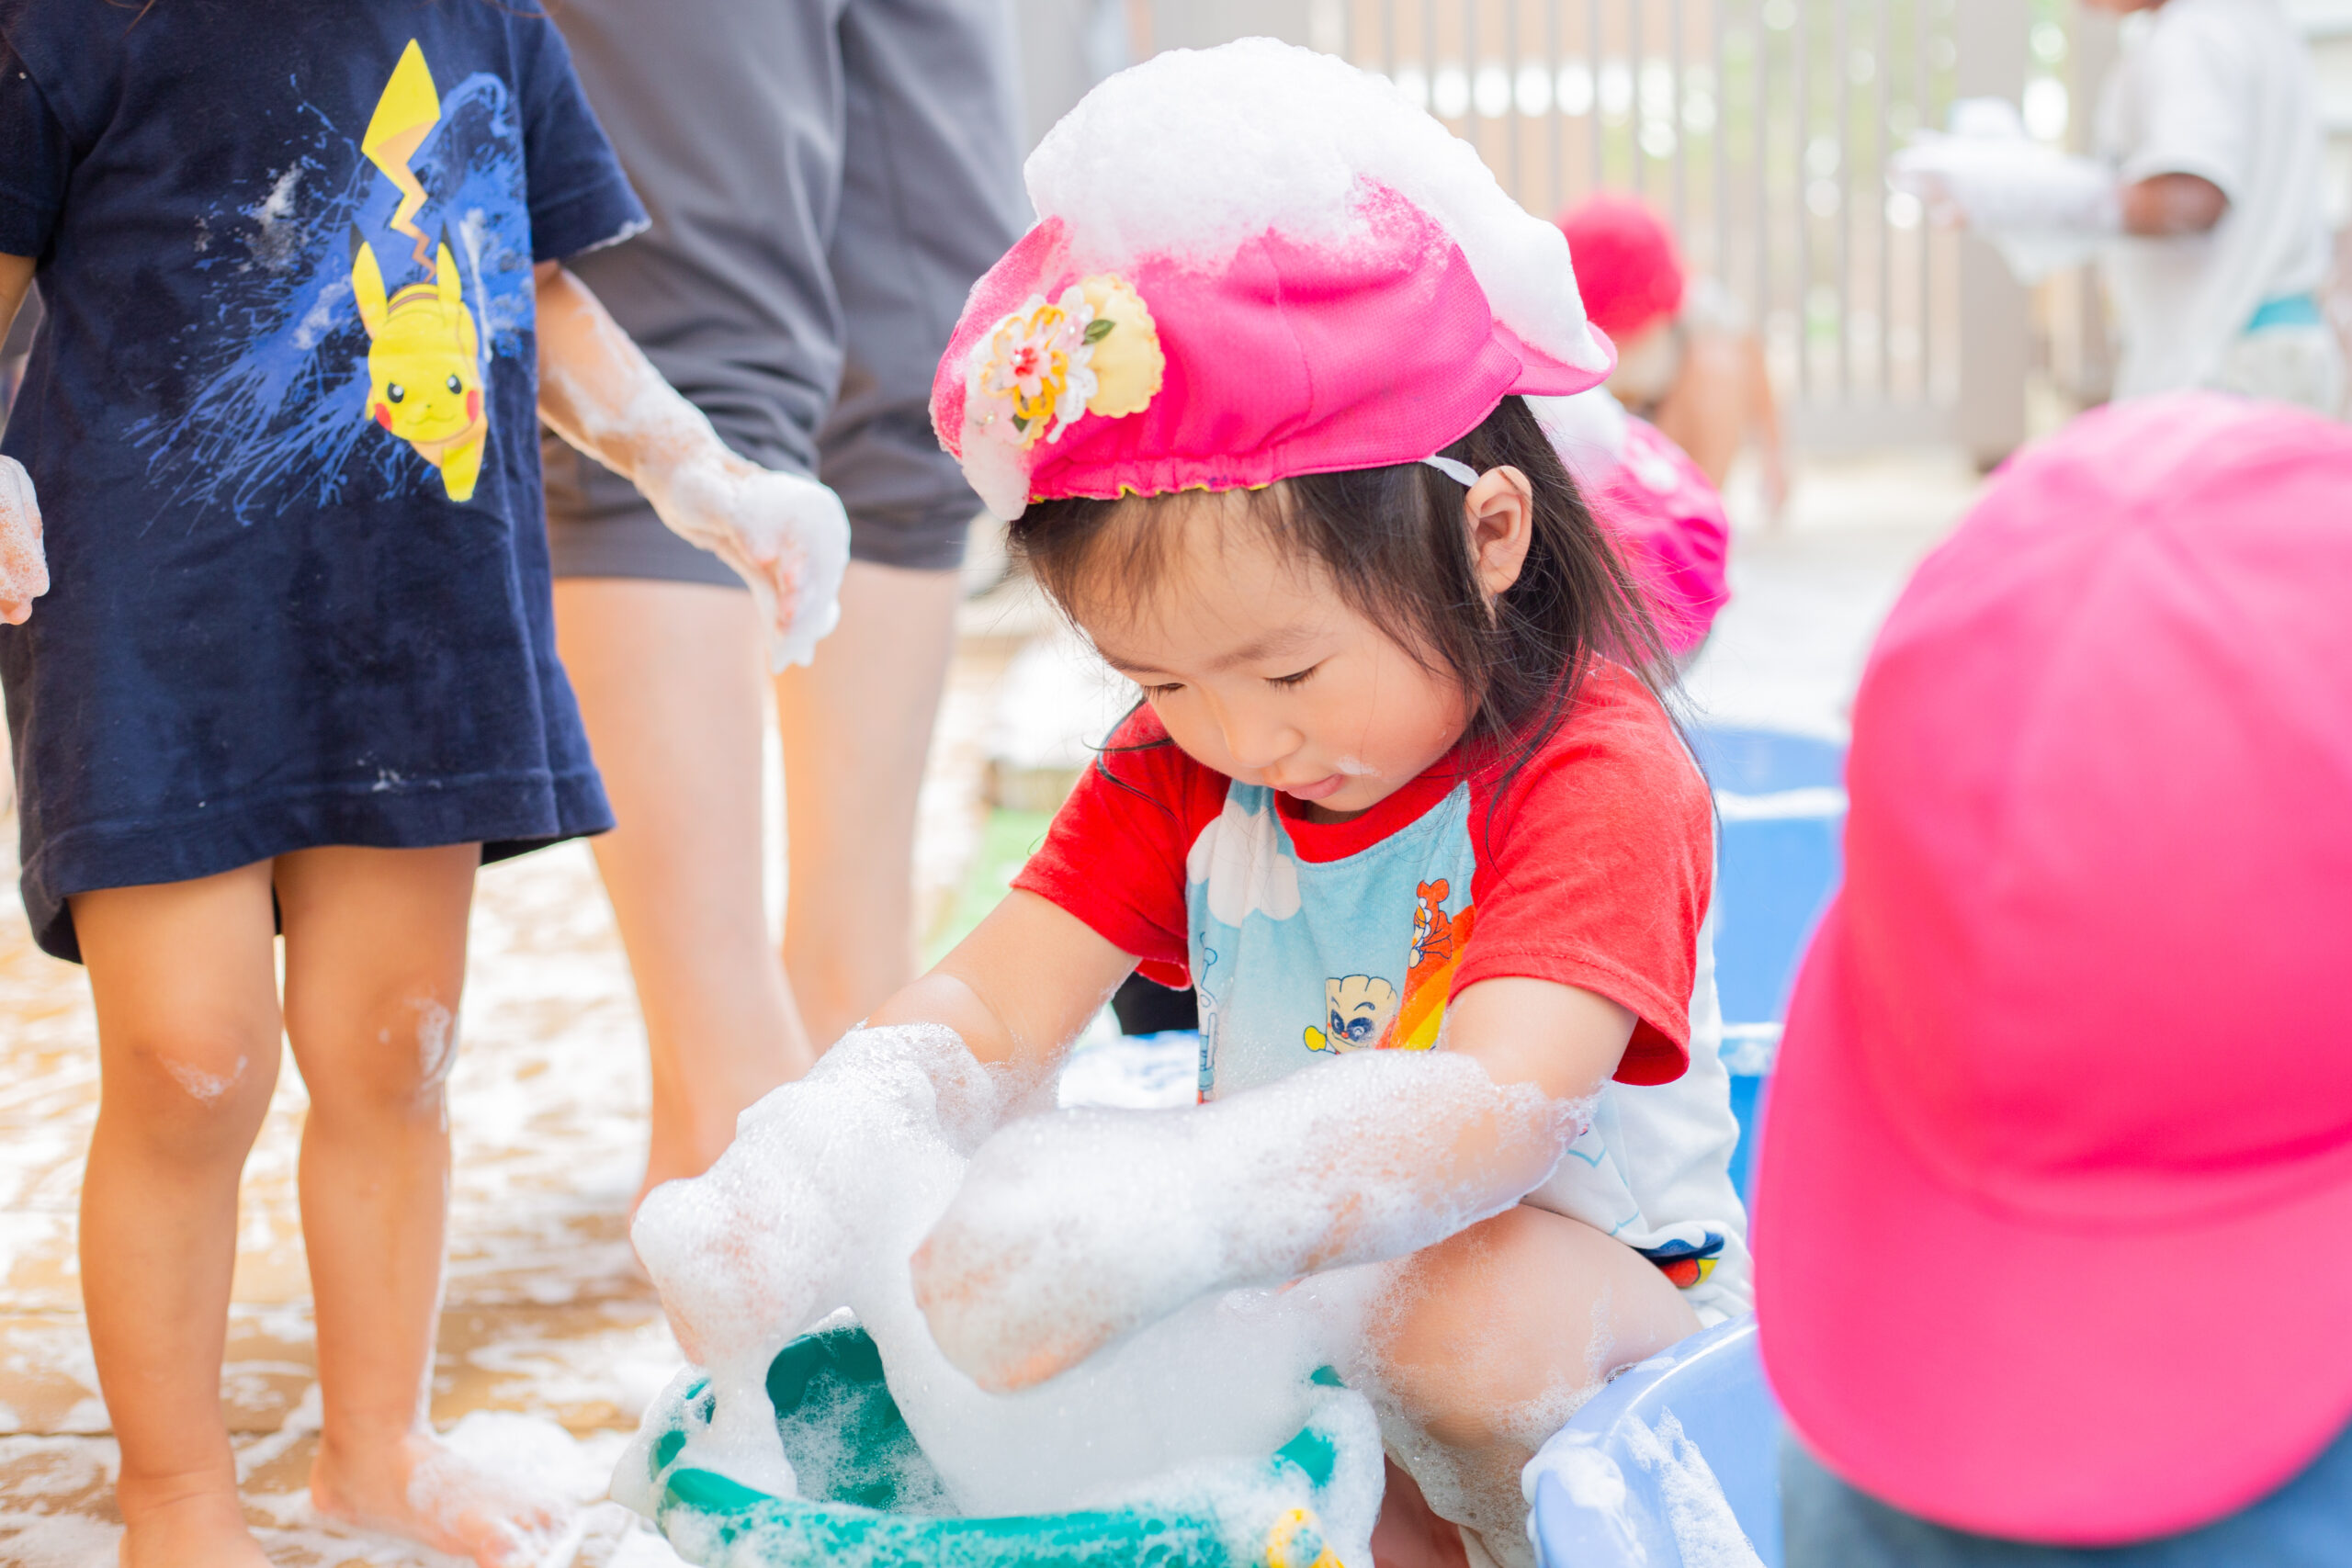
[116,1485,273,1568]
[311,1429,572,1568]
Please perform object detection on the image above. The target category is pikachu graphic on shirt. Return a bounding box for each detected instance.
[349,39,489,502]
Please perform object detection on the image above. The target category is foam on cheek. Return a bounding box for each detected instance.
[1332,756,1379,777]
[160,1054,245,1106]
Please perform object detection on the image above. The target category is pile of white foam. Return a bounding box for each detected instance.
[1024,38,1611,379]
[619,1025,1383,1561]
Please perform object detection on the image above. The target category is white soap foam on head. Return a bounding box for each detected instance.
[1025,39,1609,378]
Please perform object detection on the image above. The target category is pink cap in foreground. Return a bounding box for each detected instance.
[1755,392,2352,1543]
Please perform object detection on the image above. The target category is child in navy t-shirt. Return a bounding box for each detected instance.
[0,3,849,1562]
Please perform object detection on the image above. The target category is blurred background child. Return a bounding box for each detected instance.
[1558,194,1790,519]
[1898,0,2343,414]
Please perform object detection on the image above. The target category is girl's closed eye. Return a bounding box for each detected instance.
[1141,681,1185,699]
[1267,665,1319,690]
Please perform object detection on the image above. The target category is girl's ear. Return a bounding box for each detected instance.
[1464,464,1535,600]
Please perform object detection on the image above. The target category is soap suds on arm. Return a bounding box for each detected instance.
[534,262,850,669]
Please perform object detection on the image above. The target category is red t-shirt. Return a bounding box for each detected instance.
[1013,663,1713,1086]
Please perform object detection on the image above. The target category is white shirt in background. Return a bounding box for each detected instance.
[2097,0,2338,404]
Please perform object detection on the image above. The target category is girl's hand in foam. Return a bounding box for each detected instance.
[639,452,851,671]
[914,997,1624,1392]
[633,1024,1001,1371]
[910,1113,1225,1391]
[0,456,47,626]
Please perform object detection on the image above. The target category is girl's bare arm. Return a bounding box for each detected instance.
[911,970,1633,1391]
[868,888,1140,1081]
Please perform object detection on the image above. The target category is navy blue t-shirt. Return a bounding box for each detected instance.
[0,0,648,960]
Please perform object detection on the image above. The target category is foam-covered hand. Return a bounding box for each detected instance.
[633,1023,1000,1368]
[1890,99,2117,281]
[535,263,851,670]
[912,1050,1585,1393]
[638,452,850,671]
[0,456,48,626]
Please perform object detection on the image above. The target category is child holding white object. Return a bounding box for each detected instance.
[641,39,1747,1568]
[0,6,846,1566]
[1894,0,2340,412]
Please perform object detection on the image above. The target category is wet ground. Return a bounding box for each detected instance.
[0,449,1975,1564]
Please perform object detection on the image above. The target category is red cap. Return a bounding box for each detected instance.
[1556,195,1686,341]
[1755,393,2352,1544]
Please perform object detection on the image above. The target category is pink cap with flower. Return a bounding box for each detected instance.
[932,39,1616,518]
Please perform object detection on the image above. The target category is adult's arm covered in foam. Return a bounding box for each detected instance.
[532,261,850,669]
[912,976,1633,1391]
[0,254,47,626]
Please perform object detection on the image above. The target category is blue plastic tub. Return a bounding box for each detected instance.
[1527,1314,1781,1567]
[1690,727,1846,1199]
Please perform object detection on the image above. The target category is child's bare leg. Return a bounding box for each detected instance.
[276,844,563,1568]
[74,864,284,1568]
[1369,1205,1701,1568]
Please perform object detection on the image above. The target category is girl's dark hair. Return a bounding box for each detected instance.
[1012,394,1680,796]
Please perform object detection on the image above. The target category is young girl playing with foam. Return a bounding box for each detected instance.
[0,6,846,1565]
[637,39,1747,1567]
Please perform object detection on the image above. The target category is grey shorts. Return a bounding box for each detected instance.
[542,0,1028,582]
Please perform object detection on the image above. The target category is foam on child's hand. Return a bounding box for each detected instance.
[623,1022,1393,1550]
[644,454,850,671]
[631,1024,996,1494]
[913,1050,1591,1393]
[0,455,49,625]
[539,298,849,668]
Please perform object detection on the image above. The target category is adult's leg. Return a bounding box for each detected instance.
[774,560,962,1045]
[544,0,854,1178]
[74,863,284,1568]
[555,578,814,1197]
[277,844,560,1568]
[779,0,1024,1046]
[1368,1205,1702,1568]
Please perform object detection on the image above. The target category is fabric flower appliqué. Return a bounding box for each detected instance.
[971,275,1164,451]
